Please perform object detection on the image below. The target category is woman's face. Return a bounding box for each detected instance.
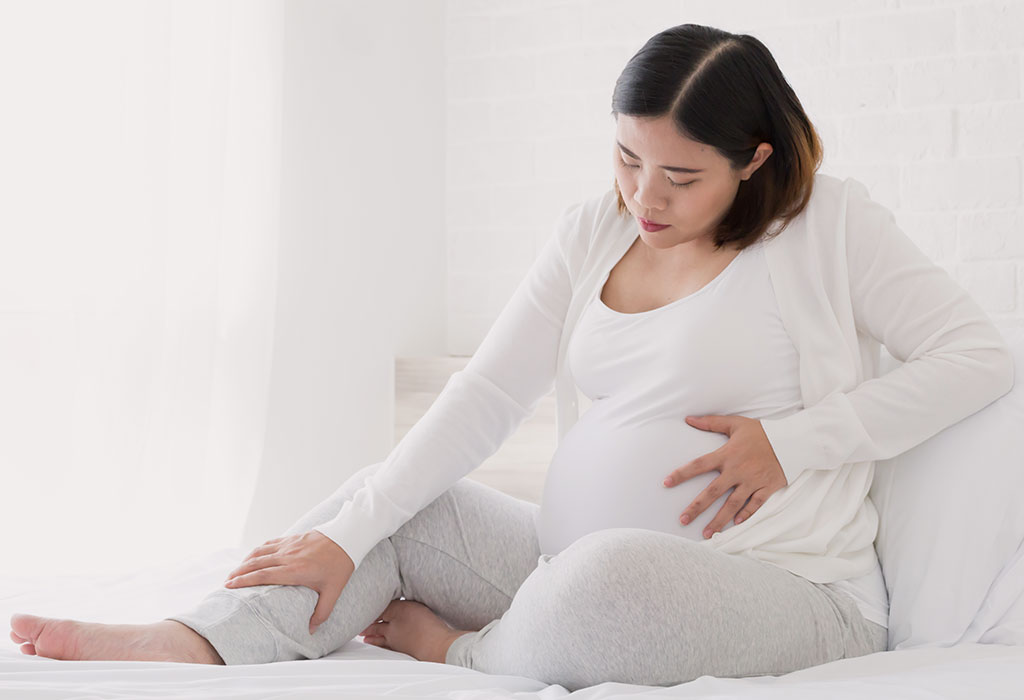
[613,114,773,255]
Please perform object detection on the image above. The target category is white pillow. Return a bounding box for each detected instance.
[963,536,1024,645]
[869,325,1024,650]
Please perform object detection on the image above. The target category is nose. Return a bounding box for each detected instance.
[631,172,668,214]
[633,185,667,216]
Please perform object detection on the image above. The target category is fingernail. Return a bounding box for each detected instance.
[703,529,713,538]
[663,478,672,487]
[680,515,690,525]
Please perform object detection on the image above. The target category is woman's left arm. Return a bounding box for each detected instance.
[665,179,1015,536]
[758,179,1014,486]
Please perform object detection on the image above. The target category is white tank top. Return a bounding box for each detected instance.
[535,236,889,628]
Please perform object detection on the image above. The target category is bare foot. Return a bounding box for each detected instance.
[358,600,472,664]
[9,613,225,664]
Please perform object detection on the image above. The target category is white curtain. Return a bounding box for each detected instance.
[0,0,284,576]
[1,0,434,578]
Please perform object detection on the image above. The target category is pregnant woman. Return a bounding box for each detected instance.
[10,23,1014,690]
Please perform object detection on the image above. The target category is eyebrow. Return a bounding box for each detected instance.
[616,141,705,174]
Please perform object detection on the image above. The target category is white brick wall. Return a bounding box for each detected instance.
[445,0,1024,355]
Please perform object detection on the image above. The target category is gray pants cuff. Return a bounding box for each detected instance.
[445,618,500,667]
[445,629,476,667]
[166,591,280,665]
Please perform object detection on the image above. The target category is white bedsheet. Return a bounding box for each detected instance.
[3,546,1022,699]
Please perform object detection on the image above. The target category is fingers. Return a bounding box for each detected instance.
[664,443,729,487]
[309,582,344,635]
[223,565,293,589]
[248,543,280,559]
[734,488,770,525]
[246,537,287,559]
[225,554,281,581]
[704,488,753,538]
[678,478,730,528]
[246,540,285,561]
[663,454,714,487]
[223,540,285,583]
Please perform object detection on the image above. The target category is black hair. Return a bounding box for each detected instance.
[611,23,823,250]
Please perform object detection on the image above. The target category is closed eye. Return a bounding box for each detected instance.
[618,155,695,188]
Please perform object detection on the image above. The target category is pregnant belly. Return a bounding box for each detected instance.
[536,411,739,556]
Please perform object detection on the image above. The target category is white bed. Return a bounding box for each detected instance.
[3,544,1023,699]
[8,336,1024,698]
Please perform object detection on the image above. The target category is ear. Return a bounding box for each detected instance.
[742,143,774,180]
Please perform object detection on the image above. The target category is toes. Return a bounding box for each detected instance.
[10,629,27,644]
[362,635,389,649]
[19,643,37,655]
[10,614,44,643]
[360,619,385,636]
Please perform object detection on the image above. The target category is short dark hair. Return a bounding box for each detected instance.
[611,23,823,250]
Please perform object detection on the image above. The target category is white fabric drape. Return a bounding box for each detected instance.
[0,0,283,575]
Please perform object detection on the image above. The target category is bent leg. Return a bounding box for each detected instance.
[387,476,542,634]
[166,462,542,664]
[446,527,887,691]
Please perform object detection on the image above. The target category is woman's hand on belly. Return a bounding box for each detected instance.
[663,414,787,539]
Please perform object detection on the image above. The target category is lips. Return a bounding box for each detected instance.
[639,216,666,226]
[638,217,670,233]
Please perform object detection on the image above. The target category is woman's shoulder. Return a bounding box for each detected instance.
[797,171,857,225]
[808,171,881,216]
[809,172,901,249]
[553,187,633,264]
[768,172,881,248]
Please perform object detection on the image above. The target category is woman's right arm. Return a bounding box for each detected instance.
[311,199,586,570]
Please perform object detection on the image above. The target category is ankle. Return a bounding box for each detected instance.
[440,630,472,665]
[157,620,225,665]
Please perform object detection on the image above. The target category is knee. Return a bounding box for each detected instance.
[479,533,653,690]
[509,530,702,679]
[514,529,660,634]
[547,528,665,586]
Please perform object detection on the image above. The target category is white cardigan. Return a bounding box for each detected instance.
[314,173,1014,584]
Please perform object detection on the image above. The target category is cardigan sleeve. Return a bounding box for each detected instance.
[311,202,580,569]
[759,180,1015,485]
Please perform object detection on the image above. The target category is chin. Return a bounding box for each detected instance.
[637,232,679,249]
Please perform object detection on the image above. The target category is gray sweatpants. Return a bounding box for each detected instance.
[166,461,888,691]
